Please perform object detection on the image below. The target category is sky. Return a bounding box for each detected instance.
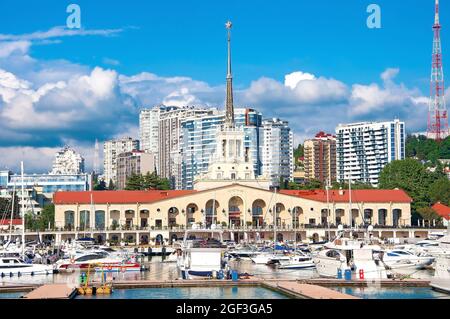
[0,0,449,173]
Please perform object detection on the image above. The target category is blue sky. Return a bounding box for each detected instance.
[0,0,448,172]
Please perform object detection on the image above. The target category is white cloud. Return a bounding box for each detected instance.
[284,71,316,89]
[0,31,443,171]
[102,58,120,66]
[0,26,123,42]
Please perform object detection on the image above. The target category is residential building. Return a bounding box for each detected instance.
[116,151,156,190]
[336,120,406,187]
[304,132,337,185]
[261,118,294,187]
[0,170,91,216]
[139,105,178,171]
[158,106,212,189]
[50,146,85,175]
[180,108,263,190]
[103,137,139,185]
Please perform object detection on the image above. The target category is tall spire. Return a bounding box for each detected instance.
[225,20,235,128]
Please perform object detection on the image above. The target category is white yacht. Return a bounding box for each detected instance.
[178,227,228,279]
[376,249,435,276]
[0,257,55,277]
[277,251,315,270]
[430,257,450,293]
[313,228,388,280]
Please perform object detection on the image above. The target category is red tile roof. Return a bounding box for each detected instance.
[53,190,197,205]
[432,202,450,220]
[0,219,22,226]
[279,189,412,203]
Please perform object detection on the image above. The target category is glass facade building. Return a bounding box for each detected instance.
[180,108,263,189]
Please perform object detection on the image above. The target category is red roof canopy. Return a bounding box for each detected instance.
[53,190,197,205]
[432,202,450,220]
[279,189,412,203]
[0,219,22,226]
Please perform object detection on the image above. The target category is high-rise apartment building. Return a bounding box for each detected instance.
[139,106,178,171]
[336,119,406,186]
[158,106,212,189]
[116,151,156,190]
[261,118,294,187]
[50,147,85,175]
[304,132,336,185]
[103,137,139,185]
[180,108,263,189]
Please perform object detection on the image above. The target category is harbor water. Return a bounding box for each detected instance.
[0,256,444,299]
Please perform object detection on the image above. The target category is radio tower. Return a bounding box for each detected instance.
[428,0,449,141]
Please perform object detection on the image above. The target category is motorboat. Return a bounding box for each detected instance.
[164,248,183,263]
[227,245,260,260]
[55,252,143,272]
[430,257,450,294]
[178,227,228,279]
[0,257,55,277]
[313,229,388,280]
[277,251,315,270]
[376,249,435,276]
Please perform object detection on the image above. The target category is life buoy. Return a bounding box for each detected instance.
[70,257,75,264]
[121,266,126,273]
[108,266,113,271]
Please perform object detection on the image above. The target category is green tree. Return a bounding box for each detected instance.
[125,174,144,190]
[379,159,439,222]
[108,179,115,190]
[429,178,450,206]
[405,135,450,163]
[417,207,442,223]
[0,194,20,219]
[24,204,55,231]
[93,180,107,191]
[125,172,171,191]
[39,204,55,230]
[293,144,304,166]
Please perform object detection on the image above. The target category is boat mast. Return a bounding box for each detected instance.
[273,187,277,246]
[326,178,331,241]
[348,174,353,238]
[21,161,25,256]
[9,183,16,243]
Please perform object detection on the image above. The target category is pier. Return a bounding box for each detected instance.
[263,282,359,299]
[23,284,77,299]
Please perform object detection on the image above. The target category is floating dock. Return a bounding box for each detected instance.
[263,282,359,299]
[23,284,77,299]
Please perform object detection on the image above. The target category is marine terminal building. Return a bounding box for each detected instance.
[53,184,413,243]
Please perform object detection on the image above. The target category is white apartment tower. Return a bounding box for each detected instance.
[103,137,139,185]
[158,106,212,189]
[336,119,406,187]
[50,147,85,175]
[139,106,178,172]
[261,118,294,187]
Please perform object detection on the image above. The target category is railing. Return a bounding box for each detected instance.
[3,224,446,234]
